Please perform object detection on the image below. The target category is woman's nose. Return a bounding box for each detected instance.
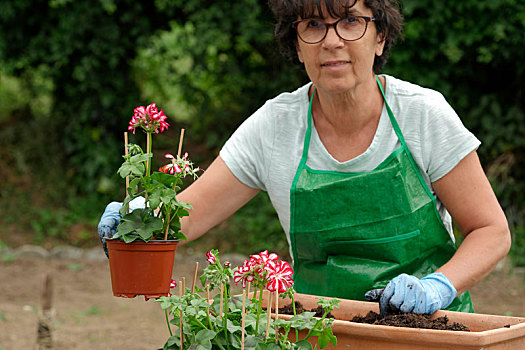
[322,25,344,48]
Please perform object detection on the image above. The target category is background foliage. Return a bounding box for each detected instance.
[0,0,524,263]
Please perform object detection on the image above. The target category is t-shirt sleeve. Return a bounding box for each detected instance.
[219,103,274,191]
[420,93,481,182]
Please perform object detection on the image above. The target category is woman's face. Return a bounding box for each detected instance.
[295,0,384,95]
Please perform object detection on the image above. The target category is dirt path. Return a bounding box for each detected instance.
[1,247,524,350]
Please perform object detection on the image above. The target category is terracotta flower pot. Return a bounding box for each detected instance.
[268,293,525,350]
[107,239,179,299]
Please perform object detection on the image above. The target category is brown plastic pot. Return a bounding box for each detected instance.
[106,239,179,299]
[268,293,525,350]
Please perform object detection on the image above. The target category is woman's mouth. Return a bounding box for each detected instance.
[321,60,350,67]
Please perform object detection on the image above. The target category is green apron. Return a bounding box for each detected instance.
[289,76,473,312]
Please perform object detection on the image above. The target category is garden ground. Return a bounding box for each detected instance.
[0,246,524,350]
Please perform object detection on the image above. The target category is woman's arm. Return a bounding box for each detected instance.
[432,150,511,295]
[177,155,260,243]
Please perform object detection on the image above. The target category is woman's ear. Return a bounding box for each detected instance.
[375,34,386,57]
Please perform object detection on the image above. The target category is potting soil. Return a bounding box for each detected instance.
[278,301,470,331]
[351,310,471,331]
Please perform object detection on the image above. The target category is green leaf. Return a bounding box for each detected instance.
[127,177,141,195]
[195,329,216,343]
[164,335,180,350]
[317,333,329,349]
[115,208,163,242]
[226,318,241,333]
[118,162,144,178]
[255,344,268,350]
[324,327,337,346]
[151,171,179,188]
[295,340,313,350]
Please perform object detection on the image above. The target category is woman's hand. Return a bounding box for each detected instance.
[97,196,146,256]
[378,272,457,316]
[432,151,511,295]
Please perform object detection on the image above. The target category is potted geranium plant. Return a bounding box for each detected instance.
[106,103,199,299]
[158,249,340,350]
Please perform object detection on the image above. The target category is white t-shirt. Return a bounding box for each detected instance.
[220,75,480,250]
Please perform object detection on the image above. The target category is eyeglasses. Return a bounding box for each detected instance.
[293,16,376,44]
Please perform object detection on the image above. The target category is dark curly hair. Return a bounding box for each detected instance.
[268,0,403,73]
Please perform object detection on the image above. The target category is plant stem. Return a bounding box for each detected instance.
[188,315,208,329]
[281,329,290,350]
[165,309,173,337]
[291,294,298,341]
[255,284,264,335]
[146,132,152,177]
[223,285,230,350]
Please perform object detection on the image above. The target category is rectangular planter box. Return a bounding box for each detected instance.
[265,293,525,350]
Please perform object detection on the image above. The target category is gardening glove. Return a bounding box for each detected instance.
[97,196,146,256]
[378,272,457,316]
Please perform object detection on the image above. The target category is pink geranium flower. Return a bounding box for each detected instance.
[128,103,170,134]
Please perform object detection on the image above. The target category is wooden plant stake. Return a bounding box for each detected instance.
[207,284,211,304]
[163,220,170,240]
[265,290,272,339]
[274,289,279,343]
[241,289,246,350]
[177,129,185,157]
[165,128,186,240]
[124,132,130,214]
[191,262,199,293]
[182,277,186,294]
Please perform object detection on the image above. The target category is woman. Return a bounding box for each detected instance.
[98,0,510,315]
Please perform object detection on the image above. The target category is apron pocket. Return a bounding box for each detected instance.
[319,229,421,264]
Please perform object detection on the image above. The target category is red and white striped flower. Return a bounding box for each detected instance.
[159,153,200,179]
[159,154,182,174]
[206,250,217,264]
[265,260,294,293]
[233,264,255,288]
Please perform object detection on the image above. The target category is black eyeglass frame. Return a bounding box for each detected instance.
[293,16,376,44]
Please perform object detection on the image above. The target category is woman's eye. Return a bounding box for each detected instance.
[343,17,358,25]
[306,20,324,28]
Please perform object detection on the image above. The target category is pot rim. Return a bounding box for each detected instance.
[106,238,180,243]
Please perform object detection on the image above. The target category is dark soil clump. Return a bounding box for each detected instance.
[278,301,334,318]
[351,311,470,332]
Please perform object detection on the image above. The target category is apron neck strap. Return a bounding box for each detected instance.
[300,87,316,168]
[375,76,409,150]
